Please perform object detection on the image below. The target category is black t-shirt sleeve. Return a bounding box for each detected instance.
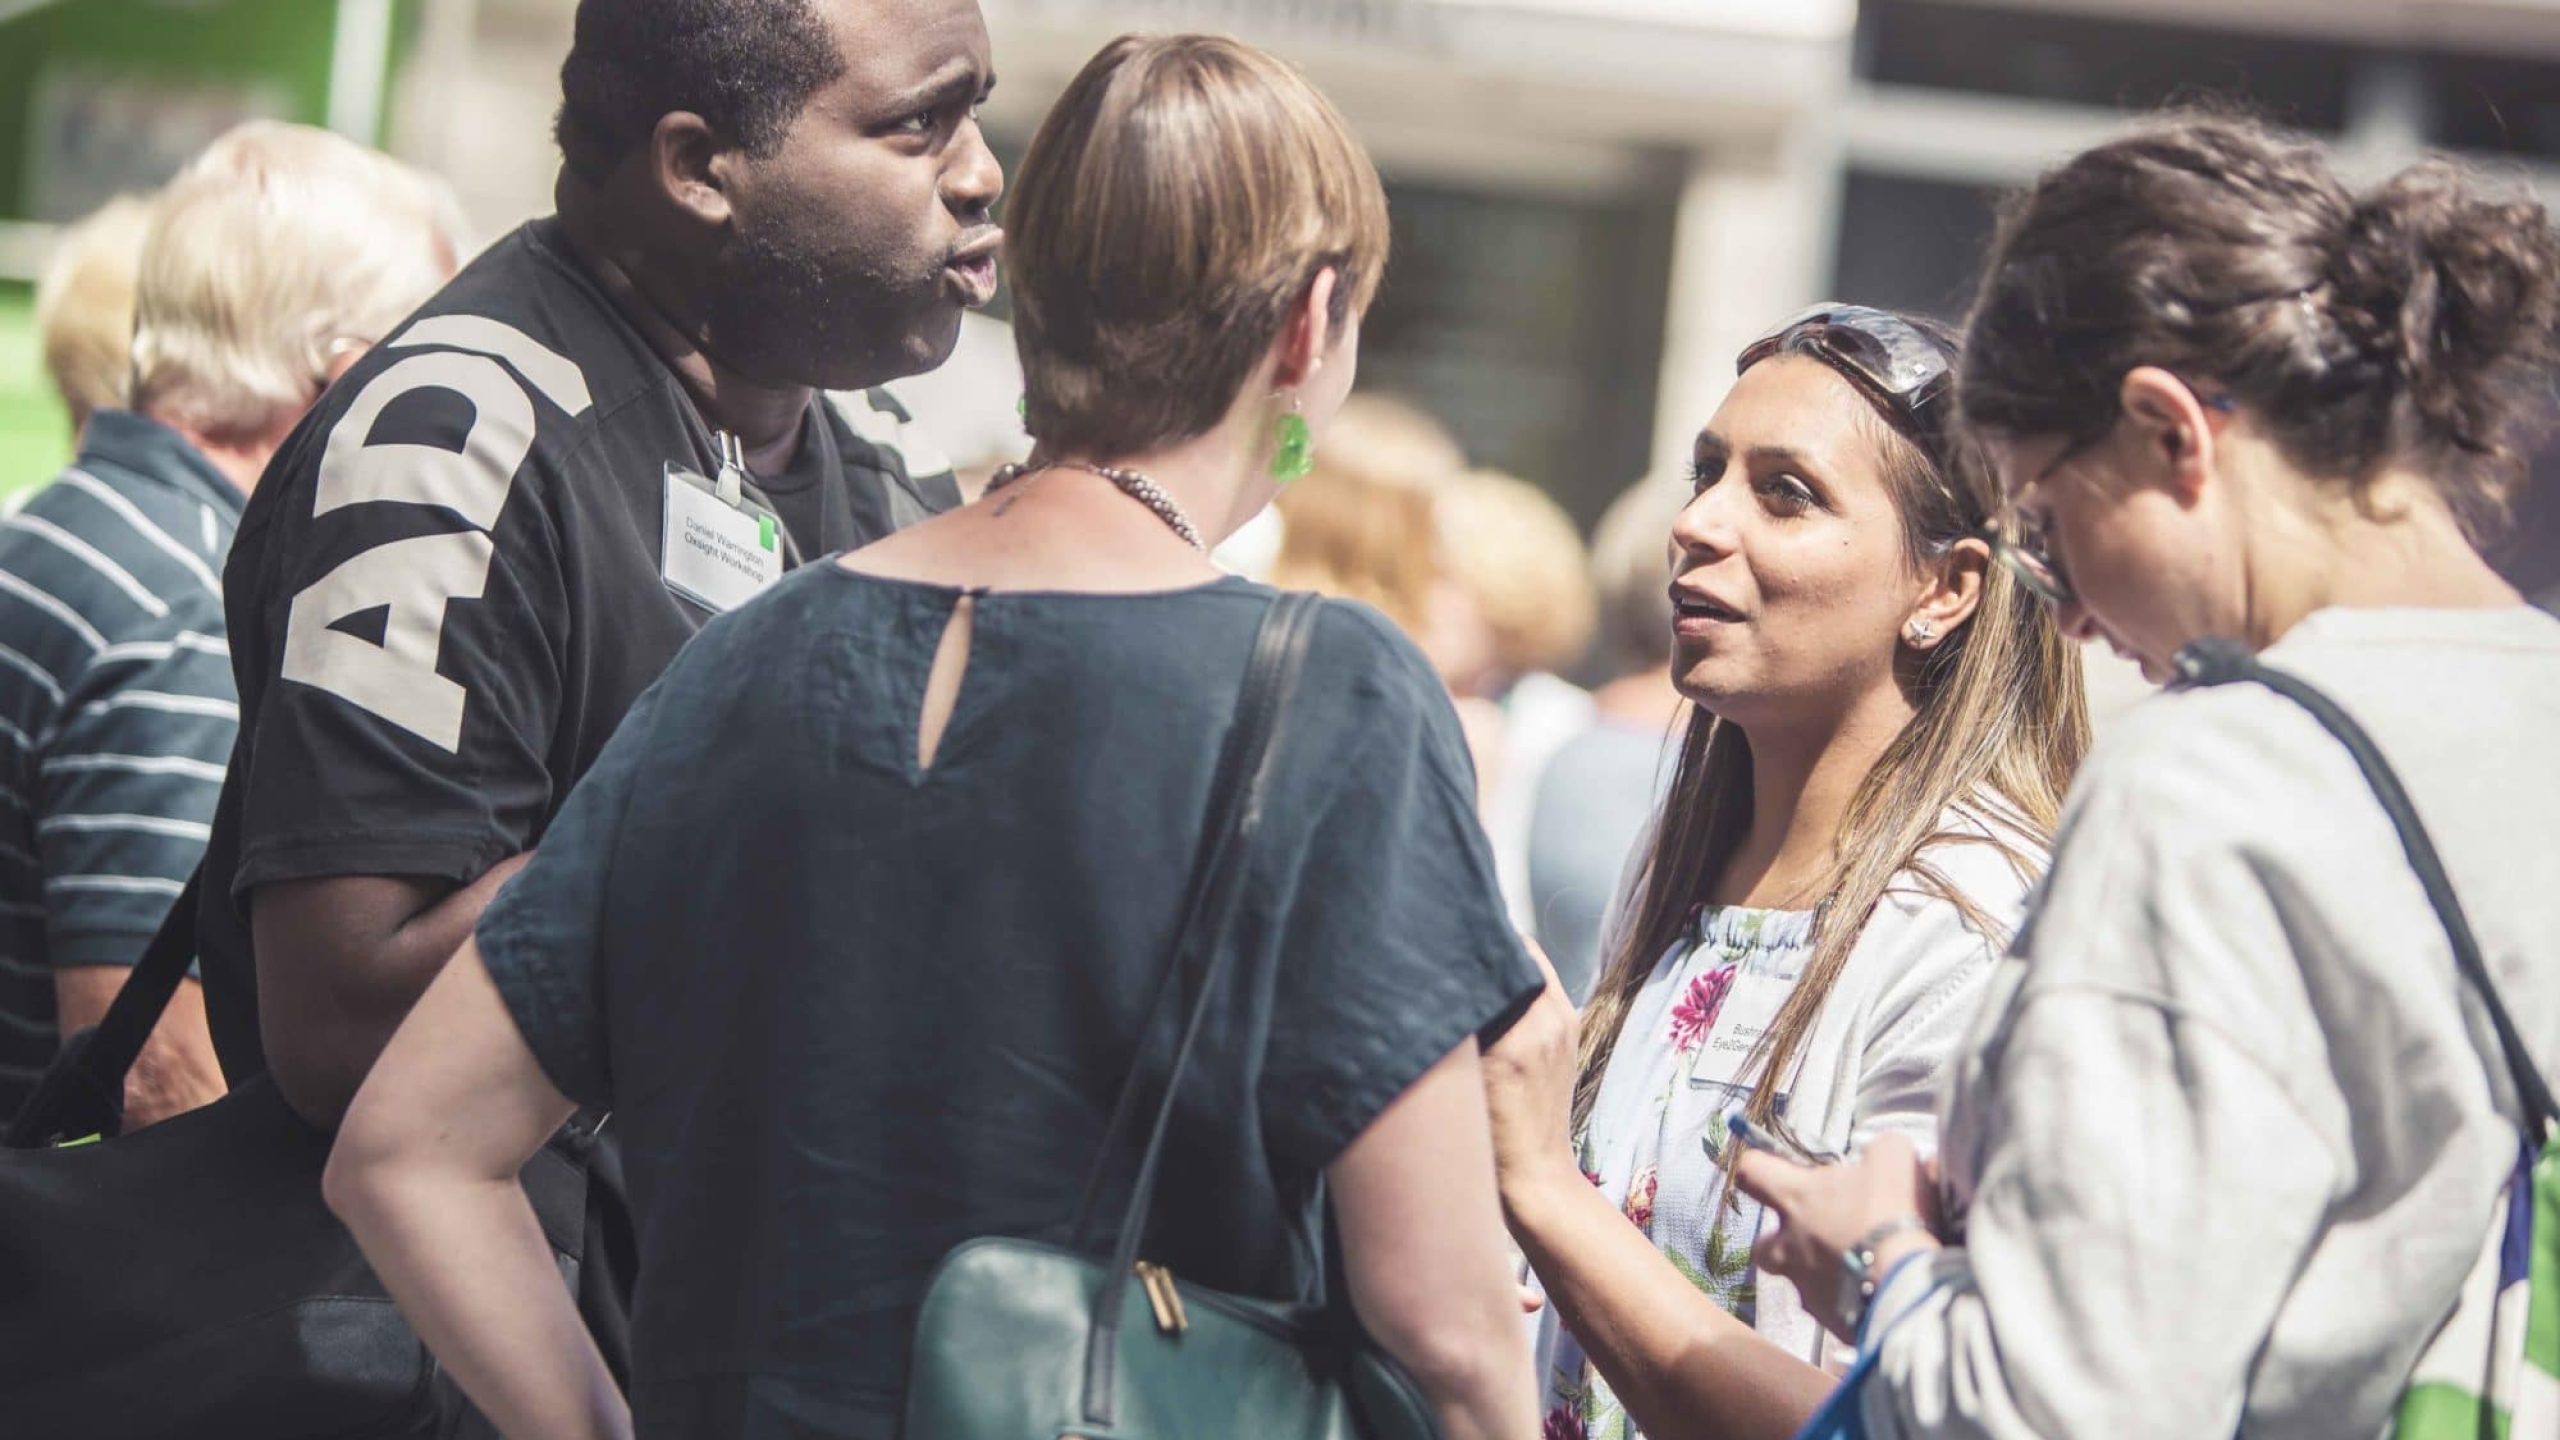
[233,429,573,892]
[1259,621,1545,1170]
[827,391,962,547]
[472,673,666,1107]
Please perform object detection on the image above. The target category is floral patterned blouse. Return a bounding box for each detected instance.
[1532,904,1818,1440]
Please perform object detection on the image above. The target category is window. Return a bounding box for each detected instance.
[1359,179,1676,527]
[1857,0,2352,130]
[1831,169,2002,322]
[2419,52,2560,158]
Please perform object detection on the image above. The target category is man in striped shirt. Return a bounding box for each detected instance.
[0,123,460,1126]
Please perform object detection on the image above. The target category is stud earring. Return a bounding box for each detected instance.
[1271,393,1314,484]
[1906,619,1937,645]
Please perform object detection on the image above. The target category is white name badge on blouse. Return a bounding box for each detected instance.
[661,462,784,614]
[1689,973,1797,1089]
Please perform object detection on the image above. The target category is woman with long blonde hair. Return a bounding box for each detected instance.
[1482,305,2087,1440]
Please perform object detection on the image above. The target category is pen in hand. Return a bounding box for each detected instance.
[1726,1111,1845,1166]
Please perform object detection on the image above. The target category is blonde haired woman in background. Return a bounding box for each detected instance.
[1434,467,1600,704]
[1434,467,1601,932]
[1527,472,1692,999]
[32,195,155,445]
[1277,441,1611,931]
[1266,392,1464,631]
[1482,305,2087,1440]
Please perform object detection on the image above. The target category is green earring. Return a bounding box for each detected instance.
[1271,400,1314,484]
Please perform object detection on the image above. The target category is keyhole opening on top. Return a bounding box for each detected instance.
[915,593,975,773]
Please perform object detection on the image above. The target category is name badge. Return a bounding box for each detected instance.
[661,462,784,614]
[1690,972,1798,1089]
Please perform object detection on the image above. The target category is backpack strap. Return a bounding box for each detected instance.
[2174,637,2558,1142]
[1064,591,1325,1427]
[3,868,202,1148]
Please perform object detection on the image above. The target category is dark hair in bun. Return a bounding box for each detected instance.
[1957,113,2560,540]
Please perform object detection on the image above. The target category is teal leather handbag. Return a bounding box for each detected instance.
[902,592,1442,1440]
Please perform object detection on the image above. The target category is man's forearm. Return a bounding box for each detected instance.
[256,854,533,1128]
[373,855,536,1024]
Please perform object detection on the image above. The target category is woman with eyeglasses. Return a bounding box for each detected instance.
[1480,305,2089,1440]
[1731,116,2560,1438]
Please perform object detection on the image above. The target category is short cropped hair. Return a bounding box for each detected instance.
[1587,473,1690,677]
[1008,34,1393,458]
[554,0,844,180]
[35,195,154,430]
[131,122,461,443]
[1268,395,1464,636]
[1434,469,1596,678]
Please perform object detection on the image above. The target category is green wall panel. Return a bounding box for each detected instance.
[0,0,357,221]
[0,283,72,497]
[0,0,426,490]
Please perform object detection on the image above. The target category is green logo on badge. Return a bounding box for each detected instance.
[759,515,778,551]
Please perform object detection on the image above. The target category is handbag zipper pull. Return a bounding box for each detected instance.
[1134,1261,1189,1335]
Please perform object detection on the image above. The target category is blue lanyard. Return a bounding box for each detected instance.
[1792,1256,1946,1440]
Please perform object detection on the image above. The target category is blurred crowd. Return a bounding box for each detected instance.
[0,6,2552,1440]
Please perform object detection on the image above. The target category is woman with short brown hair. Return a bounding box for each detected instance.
[325,33,1541,1440]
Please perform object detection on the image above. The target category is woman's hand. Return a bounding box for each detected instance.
[1731,1133,1942,1342]
[1494,939,1845,1440]
[1479,939,1585,1226]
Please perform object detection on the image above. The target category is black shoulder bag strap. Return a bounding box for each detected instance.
[2174,637,2559,1141]
[4,867,202,1148]
[1063,590,1324,1428]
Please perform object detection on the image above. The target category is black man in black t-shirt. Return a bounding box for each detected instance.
[192,0,1004,1386]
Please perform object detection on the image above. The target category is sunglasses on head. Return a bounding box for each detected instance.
[1738,302,1963,491]
[1738,304,1955,435]
[1737,301,1968,522]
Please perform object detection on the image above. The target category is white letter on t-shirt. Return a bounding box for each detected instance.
[280,317,591,752]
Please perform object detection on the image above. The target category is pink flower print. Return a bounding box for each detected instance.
[1624,1166,1658,1231]
[1542,1404,1588,1440]
[1668,963,1737,1054]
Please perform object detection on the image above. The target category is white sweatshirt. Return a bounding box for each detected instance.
[1860,606,2560,1440]
[1759,820,2041,1368]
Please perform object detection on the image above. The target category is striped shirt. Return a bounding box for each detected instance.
[0,410,241,1115]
